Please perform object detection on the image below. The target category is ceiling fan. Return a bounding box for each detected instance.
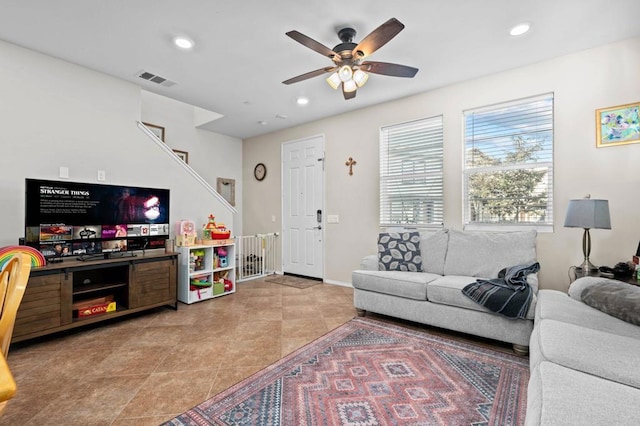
[282,18,419,100]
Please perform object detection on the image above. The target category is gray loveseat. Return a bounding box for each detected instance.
[526,278,640,425]
[352,229,539,354]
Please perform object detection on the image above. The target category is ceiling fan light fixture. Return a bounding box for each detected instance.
[283,18,418,101]
[343,79,357,93]
[338,65,353,82]
[326,72,341,90]
[353,69,369,87]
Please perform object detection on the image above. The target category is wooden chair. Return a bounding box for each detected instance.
[0,254,31,414]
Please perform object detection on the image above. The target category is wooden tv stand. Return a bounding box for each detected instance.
[12,251,178,343]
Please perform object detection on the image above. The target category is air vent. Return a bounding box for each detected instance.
[136,70,176,87]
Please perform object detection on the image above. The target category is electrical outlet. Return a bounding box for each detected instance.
[97,170,106,181]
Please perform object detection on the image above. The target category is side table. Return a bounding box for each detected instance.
[569,267,639,286]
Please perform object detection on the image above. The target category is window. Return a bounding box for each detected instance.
[463,93,553,231]
[380,116,444,228]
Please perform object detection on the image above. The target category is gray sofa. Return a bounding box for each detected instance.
[526,278,640,425]
[352,229,539,354]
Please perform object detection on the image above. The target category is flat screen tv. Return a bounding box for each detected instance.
[25,179,170,259]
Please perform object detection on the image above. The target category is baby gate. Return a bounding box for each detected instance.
[236,233,279,282]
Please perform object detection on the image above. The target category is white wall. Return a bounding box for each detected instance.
[243,36,640,291]
[0,40,240,247]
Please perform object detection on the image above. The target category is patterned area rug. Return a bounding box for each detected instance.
[163,317,529,426]
[263,274,321,289]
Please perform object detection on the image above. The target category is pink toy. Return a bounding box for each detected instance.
[217,247,228,267]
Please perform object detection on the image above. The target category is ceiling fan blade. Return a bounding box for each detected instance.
[282,66,337,85]
[360,61,419,78]
[343,87,357,100]
[352,18,405,59]
[286,30,341,61]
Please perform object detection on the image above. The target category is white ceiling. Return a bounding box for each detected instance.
[1,0,639,139]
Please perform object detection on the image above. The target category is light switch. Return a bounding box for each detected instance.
[97,170,106,181]
[327,215,339,224]
[59,166,69,179]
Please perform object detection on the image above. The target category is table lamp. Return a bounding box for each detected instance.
[563,195,611,275]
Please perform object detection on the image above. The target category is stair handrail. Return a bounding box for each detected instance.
[137,121,237,214]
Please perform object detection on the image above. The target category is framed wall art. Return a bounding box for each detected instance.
[142,122,165,142]
[173,150,189,163]
[596,102,640,147]
[216,178,236,206]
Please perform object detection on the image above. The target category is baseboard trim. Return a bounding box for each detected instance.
[323,279,353,288]
[241,272,353,288]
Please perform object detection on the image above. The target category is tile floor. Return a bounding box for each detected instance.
[2,277,514,425]
[2,278,356,425]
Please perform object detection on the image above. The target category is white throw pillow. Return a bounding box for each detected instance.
[443,230,537,278]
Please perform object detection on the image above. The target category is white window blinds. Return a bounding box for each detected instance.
[380,116,444,227]
[463,93,554,230]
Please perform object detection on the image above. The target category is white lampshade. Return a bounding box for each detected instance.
[338,65,353,82]
[343,79,357,93]
[326,72,341,90]
[353,69,369,87]
[564,199,611,229]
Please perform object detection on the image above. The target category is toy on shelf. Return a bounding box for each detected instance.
[224,278,233,292]
[215,270,233,292]
[202,214,231,241]
[189,274,211,290]
[189,252,197,273]
[189,273,212,300]
[216,247,228,267]
[176,220,197,247]
[191,249,205,272]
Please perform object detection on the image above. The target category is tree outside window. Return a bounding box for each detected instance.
[464,94,554,230]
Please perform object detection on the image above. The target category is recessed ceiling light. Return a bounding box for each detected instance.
[174,36,194,50]
[275,114,288,120]
[296,97,309,106]
[258,120,268,126]
[509,23,531,37]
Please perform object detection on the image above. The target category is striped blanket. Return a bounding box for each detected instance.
[462,262,540,319]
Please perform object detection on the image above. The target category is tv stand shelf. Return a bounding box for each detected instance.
[72,282,127,296]
[13,251,178,343]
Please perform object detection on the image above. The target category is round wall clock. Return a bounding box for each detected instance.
[254,163,267,181]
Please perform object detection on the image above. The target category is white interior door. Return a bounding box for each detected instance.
[282,135,324,279]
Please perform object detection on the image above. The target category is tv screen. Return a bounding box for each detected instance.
[25,179,170,259]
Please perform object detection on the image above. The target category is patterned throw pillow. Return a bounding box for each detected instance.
[378,231,422,272]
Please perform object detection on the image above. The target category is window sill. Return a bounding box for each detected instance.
[463,223,553,233]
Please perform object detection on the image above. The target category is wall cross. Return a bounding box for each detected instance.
[345,157,357,175]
